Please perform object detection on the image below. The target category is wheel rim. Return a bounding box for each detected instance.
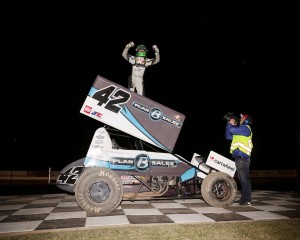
[212,180,229,199]
[89,181,110,203]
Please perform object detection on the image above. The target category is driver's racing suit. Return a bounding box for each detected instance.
[122,42,160,96]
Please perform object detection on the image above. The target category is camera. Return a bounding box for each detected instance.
[223,112,239,125]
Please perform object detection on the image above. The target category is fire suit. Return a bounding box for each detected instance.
[122,42,160,96]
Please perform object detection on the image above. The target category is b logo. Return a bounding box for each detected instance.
[150,108,162,120]
[135,154,150,171]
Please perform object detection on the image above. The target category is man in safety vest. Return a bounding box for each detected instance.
[122,41,160,96]
[225,113,253,206]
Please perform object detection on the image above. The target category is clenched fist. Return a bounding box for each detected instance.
[152,45,159,52]
[126,41,135,48]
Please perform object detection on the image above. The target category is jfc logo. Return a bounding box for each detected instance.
[91,111,103,119]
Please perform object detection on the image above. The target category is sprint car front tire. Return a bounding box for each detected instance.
[75,167,123,215]
[201,172,237,207]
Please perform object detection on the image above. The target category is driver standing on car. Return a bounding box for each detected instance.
[225,113,254,206]
[122,41,160,96]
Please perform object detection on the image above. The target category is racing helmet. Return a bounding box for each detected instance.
[135,45,148,57]
[241,113,253,125]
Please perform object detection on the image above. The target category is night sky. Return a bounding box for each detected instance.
[9,5,299,171]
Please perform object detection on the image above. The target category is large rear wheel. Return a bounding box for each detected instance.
[201,172,237,207]
[75,167,123,215]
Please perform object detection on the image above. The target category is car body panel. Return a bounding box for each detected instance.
[80,75,185,152]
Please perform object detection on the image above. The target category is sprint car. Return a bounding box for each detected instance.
[50,75,238,215]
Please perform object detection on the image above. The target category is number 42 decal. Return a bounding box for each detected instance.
[92,85,130,114]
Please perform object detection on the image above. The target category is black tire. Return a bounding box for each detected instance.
[75,167,123,215]
[201,172,237,207]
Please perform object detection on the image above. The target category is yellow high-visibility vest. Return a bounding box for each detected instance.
[230,125,253,156]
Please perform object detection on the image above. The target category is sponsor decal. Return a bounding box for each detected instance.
[91,110,103,119]
[83,105,103,119]
[109,156,177,171]
[110,158,134,165]
[209,156,236,172]
[120,175,142,184]
[134,154,150,172]
[150,108,162,120]
[83,105,92,114]
[151,160,176,167]
[132,102,181,127]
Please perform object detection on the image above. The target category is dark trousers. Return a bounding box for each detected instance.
[235,157,251,202]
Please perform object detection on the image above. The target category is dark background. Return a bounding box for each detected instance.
[7,5,299,171]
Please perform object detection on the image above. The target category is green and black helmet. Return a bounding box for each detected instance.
[135,45,148,57]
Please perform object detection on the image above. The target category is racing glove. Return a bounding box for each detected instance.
[126,41,135,48]
[152,45,159,53]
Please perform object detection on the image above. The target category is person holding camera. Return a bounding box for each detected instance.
[225,113,253,206]
[122,41,160,96]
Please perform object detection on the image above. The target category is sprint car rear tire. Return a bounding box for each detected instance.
[201,172,237,207]
[75,167,123,215]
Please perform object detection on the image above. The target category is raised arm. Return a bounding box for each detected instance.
[122,41,135,61]
[152,45,160,65]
